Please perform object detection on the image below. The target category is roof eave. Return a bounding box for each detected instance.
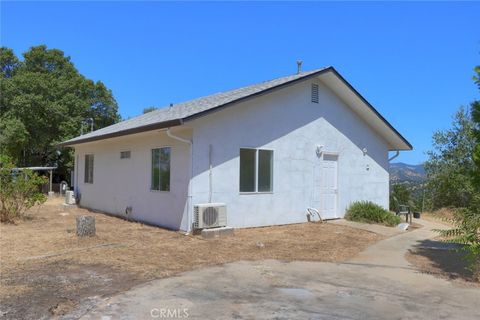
[388,146,412,152]
[59,66,412,152]
[58,119,183,147]
[328,68,413,151]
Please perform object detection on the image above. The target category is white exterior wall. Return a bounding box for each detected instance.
[73,77,391,231]
[74,129,192,231]
[189,79,390,229]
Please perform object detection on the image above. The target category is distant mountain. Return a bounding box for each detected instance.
[389,162,426,183]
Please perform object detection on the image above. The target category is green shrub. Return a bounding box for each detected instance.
[345,201,401,227]
[0,163,48,223]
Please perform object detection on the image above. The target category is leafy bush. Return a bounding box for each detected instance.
[389,184,411,212]
[0,163,48,223]
[345,201,401,227]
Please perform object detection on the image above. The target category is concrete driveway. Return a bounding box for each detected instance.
[79,220,479,320]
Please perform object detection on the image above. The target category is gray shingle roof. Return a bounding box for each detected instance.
[60,68,329,146]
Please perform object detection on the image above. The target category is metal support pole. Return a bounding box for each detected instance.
[49,170,53,192]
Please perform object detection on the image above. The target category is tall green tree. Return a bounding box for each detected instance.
[0,45,120,179]
[0,47,19,78]
[389,184,411,211]
[432,65,480,280]
[471,65,480,186]
[424,106,476,210]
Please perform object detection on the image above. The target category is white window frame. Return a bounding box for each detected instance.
[239,147,274,194]
[150,146,171,192]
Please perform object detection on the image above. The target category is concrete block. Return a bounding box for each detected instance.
[396,223,409,231]
[76,215,96,237]
[201,227,235,239]
[62,203,78,209]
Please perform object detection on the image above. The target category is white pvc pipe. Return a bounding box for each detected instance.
[166,128,193,233]
[49,170,53,192]
[208,144,213,203]
[166,128,192,145]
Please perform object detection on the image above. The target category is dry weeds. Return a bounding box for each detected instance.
[0,197,382,319]
[421,208,456,226]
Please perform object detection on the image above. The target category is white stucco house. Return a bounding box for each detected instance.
[60,67,412,232]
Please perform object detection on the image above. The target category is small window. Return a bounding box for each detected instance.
[151,147,171,191]
[84,154,94,184]
[311,83,319,103]
[120,151,131,159]
[240,148,273,193]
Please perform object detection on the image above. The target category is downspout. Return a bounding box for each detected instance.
[388,150,400,162]
[388,150,401,211]
[208,144,213,203]
[166,128,193,234]
[74,154,79,199]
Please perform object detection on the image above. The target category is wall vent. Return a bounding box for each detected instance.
[120,151,131,159]
[311,83,319,103]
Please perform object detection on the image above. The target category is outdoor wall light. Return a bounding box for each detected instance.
[316,145,324,157]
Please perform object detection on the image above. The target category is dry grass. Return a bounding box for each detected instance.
[0,197,382,318]
[422,208,456,225]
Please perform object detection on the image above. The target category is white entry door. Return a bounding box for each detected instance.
[320,154,338,219]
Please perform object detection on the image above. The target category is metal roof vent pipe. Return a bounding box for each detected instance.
[296,60,303,74]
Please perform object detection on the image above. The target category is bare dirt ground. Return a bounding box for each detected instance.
[406,208,478,287]
[0,197,383,319]
[406,248,479,287]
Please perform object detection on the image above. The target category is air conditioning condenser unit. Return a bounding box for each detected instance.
[193,203,227,229]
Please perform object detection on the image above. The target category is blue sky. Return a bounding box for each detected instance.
[1,1,479,164]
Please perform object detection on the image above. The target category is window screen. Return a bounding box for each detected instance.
[240,148,256,192]
[258,150,273,192]
[84,154,94,183]
[151,147,171,191]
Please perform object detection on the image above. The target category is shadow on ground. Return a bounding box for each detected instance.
[0,259,142,320]
[406,239,477,285]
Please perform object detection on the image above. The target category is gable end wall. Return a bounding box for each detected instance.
[189,79,390,228]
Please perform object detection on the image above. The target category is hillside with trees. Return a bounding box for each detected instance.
[389,162,426,213]
[389,162,425,183]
